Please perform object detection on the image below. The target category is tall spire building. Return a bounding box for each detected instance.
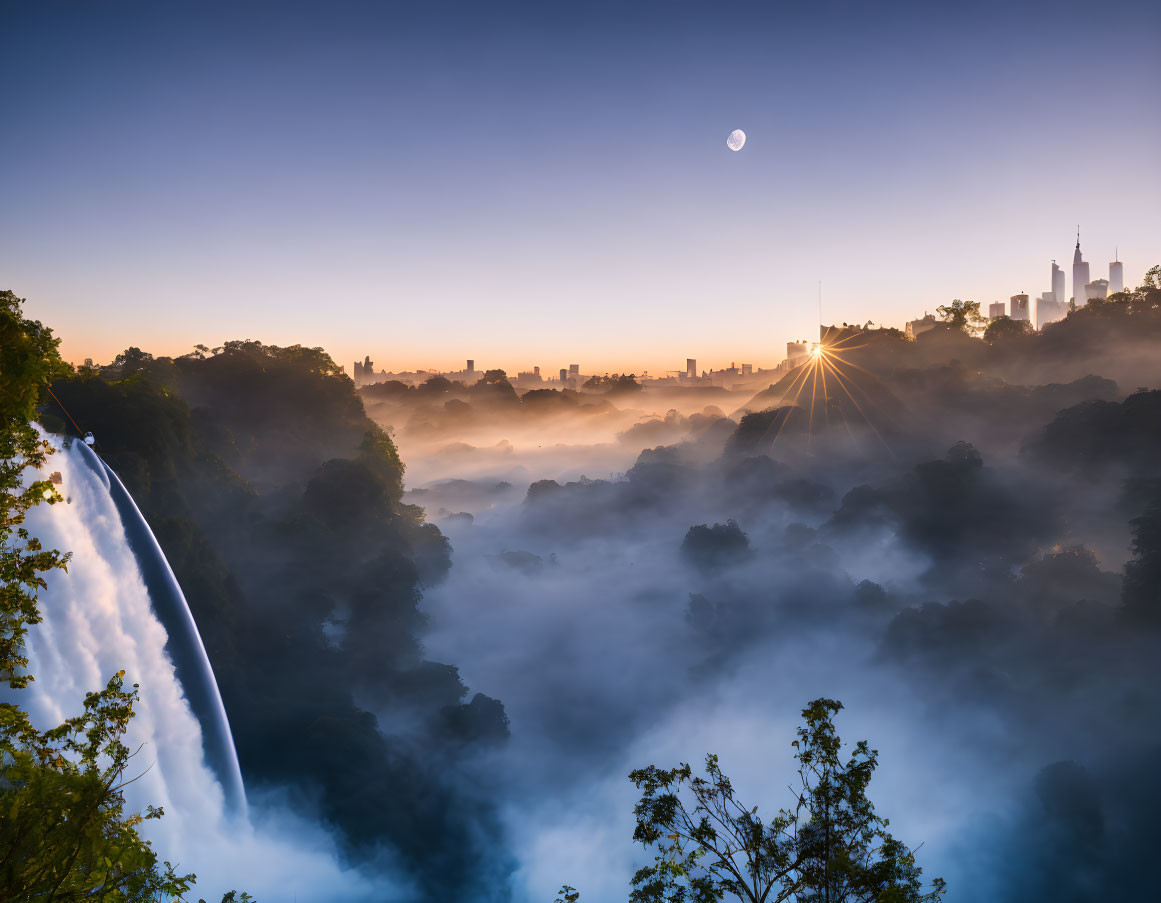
[1072,229,1090,306]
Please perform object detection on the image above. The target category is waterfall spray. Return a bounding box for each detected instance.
[86,441,247,811]
[17,432,245,816]
[12,430,378,900]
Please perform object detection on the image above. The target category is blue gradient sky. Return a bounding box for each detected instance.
[3,0,1159,375]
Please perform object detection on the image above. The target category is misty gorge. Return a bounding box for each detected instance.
[3,279,1159,902]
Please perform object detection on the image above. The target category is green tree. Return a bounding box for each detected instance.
[983,315,1033,345]
[625,699,945,903]
[1142,264,1160,289]
[478,368,509,385]
[582,373,642,393]
[1122,485,1161,625]
[1,290,72,687]
[469,369,518,403]
[1,290,243,901]
[935,299,985,336]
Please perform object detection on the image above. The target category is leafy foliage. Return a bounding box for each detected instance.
[0,673,196,901]
[935,299,985,336]
[983,315,1033,344]
[680,521,751,572]
[0,290,205,900]
[48,335,506,898]
[625,699,945,903]
[582,373,643,393]
[1,290,72,689]
[1122,483,1161,625]
[468,369,519,404]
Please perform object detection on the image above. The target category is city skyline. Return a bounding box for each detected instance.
[18,233,1155,378]
[3,1,1159,375]
[5,4,1161,902]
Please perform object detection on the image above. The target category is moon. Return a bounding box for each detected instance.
[726,129,746,151]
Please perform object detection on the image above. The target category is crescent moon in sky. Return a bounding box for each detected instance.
[726,129,746,151]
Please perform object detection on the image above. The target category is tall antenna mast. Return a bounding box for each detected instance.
[818,280,823,343]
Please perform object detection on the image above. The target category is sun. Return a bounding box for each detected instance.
[753,329,895,456]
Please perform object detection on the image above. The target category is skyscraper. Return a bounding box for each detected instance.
[1051,260,1065,305]
[988,301,1006,319]
[1037,293,1069,327]
[1072,230,1090,306]
[1109,252,1124,294]
[1010,294,1030,322]
[1085,278,1109,301]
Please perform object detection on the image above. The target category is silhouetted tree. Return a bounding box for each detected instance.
[417,375,454,396]
[583,373,643,393]
[625,699,945,903]
[983,315,1033,344]
[936,299,985,336]
[479,369,509,386]
[469,369,518,403]
[1122,485,1161,625]
[681,520,751,571]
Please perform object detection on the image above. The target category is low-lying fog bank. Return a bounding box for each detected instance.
[366,295,1161,902]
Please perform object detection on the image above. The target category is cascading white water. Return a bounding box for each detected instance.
[16,433,237,842]
[12,432,381,900]
[91,442,247,810]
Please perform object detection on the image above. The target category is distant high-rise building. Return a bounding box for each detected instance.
[516,367,543,386]
[569,364,579,378]
[1072,230,1090,305]
[988,301,1006,319]
[1085,278,1109,301]
[1040,257,1069,328]
[686,358,697,378]
[741,363,753,376]
[1009,294,1031,322]
[353,355,376,384]
[1036,290,1057,328]
[1109,254,1124,294]
[787,341,810,363]
[559,368,568,384]
[1051,260,1066,306]
[905,315,938,339]
[1037,292,1069,327]
[466,359,474,373]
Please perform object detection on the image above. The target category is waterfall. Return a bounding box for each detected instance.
[90,443,247,811]
[10,432,382,899]
[13,433,240,827]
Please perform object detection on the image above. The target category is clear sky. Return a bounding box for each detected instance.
[3,0,1159,376]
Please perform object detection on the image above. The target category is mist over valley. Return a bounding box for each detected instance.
[7,283,1159,900]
